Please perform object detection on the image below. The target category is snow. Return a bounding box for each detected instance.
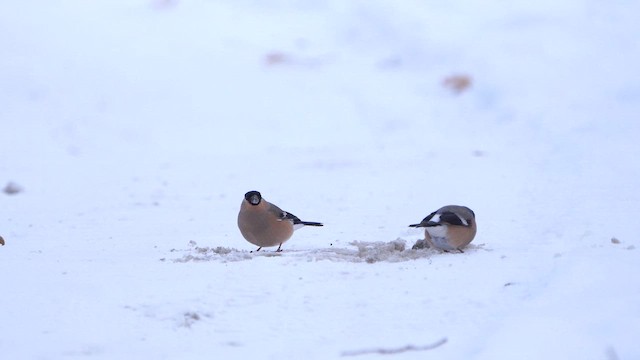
[1,0,639,359]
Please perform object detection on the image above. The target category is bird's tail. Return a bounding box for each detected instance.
[299,221,323,226]
[409,222,439,228]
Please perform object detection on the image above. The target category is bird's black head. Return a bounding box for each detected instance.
[244,191,262,206]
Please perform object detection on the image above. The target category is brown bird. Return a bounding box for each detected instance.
[409,205,477,252]
[237,191,323,252]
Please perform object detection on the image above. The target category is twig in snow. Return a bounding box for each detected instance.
[341,338,447,356]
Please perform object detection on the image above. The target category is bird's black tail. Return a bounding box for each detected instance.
[299,221,323,226]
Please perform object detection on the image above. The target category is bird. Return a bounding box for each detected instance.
[409,205,477,252]
[237,191,323,252]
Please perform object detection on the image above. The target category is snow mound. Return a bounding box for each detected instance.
[169,240,486,263]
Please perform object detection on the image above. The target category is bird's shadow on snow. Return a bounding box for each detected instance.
[167,239,487,264]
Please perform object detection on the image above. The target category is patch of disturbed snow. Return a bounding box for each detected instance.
[169,239,488,264]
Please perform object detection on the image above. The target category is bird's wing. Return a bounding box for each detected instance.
[437,211,469,226]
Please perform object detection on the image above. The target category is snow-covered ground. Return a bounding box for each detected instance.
[1,0,639,359]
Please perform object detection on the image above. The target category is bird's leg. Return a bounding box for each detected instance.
[276,243,283,252]
[256,247,262,252]
[457,248,464,253]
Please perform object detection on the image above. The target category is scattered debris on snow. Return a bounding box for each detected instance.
[171,240,486,263]
[264,51,290,66]
[442,74,472,94]
[3,182,23,195]
[173,245,252,263]
[412,239,427,250]
[124,304,212,329]
[350,239,409,263]
[263,50,327,68]
[181,312,205,328]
